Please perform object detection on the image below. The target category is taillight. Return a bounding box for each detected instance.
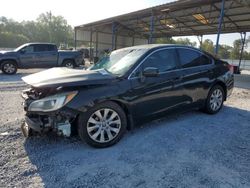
[227,64,234,74]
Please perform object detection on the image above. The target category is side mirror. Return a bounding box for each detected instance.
[142,67,159,77]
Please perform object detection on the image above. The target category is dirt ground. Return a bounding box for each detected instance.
[0,69,250,188]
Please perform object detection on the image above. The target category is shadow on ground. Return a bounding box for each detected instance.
[23,105,250,187]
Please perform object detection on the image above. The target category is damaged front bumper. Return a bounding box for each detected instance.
[21,89,78,137]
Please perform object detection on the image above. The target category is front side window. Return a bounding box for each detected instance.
[142,48,177,73]
[177,48,211,68]
[22,45,34,53]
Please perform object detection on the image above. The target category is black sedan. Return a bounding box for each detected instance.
[21,44,234,148]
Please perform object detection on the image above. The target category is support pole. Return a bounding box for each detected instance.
[215,0,225,55]
[95,31,98,57]
[111,22,117,50]
[149,10,154,44]
[197,35,203,49]
[74,28,77,50]
[90,29,93,61]
[238,32,246,73]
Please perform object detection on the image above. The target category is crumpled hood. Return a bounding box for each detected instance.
[22,67,116,88]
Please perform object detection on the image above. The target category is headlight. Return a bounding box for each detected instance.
[28,91,78,112]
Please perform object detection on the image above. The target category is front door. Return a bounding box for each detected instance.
[19,45,36,68]
[129,48,184,118]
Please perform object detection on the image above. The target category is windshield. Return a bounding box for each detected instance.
[14,44,28,52]
[89,48,148,76]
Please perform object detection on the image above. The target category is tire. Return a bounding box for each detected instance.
[62,60,75,68]
[1,60,17,74]
[21,122,34,137]
[204,85,225,114]
[78,101,127,148]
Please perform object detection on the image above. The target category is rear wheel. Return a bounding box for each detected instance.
[1,61,17,74]
[62,60,75,68]
[78,101,127,148]
[204,85,225,114]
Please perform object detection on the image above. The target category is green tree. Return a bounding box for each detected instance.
[230,39,241,59]
[155,37,175,44]
[218,44,232,59]
[0,32,29,47]
[36,12,73,46]
[156,37,196,47]
[201,39,214,54]
[175,38,197,47]
[0,13,74,48]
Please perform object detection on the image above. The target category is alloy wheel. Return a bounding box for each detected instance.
[87,108,121,143]
[65,62,74,68]
[209,88,223,111]
[3,63,16,74]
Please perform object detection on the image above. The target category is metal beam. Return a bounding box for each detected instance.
[111,22,117,50]
[238,32,246,73]
[90,29,93,61]
[74,28,77,50]
[212,3,239,29]
[149,10,154,44]
[197,35,203,49]
[215,0,225,54]
[95,31,98,57]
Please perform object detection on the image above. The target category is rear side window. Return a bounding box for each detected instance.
[48,45,57,51]
[142,48,177,73]
[177,48,211,68]
[34,44,57,52]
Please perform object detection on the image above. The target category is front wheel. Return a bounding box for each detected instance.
[204,85,225,114]
[78,101,127,148]
[1,61,17,74]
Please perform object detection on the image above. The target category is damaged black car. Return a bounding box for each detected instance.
[21,44,234,148]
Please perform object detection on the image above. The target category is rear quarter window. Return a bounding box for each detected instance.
[177,48,211,68]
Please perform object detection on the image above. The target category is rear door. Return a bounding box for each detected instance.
[176,47,214,104]
[33,44,58,68]
[129,48,185,118]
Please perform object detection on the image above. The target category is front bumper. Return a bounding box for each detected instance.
[24,115,43,132]
[22,97,78,136]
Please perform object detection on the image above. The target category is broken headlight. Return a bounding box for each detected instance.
[28,91,78,112]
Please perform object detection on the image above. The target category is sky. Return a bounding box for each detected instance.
[1,0,249,49]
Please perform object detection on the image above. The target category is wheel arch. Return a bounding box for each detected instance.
[62,58,76,64]
[0,59,18,68]
[109,99,134,131]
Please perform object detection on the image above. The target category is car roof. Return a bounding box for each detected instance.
[25,42,56,46]
[116,44,199,51]
[114,44,214,58]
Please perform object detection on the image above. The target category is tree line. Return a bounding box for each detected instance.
[156,37,250,60]
[0,12,74,48]
[0,13,249,60]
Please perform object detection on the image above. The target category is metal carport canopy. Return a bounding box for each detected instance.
[75,0,250,39]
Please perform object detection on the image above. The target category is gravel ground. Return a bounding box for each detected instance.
[0,69,250,188]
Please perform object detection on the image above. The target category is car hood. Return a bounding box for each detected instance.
[22,67,116,88]
[0,50,15,55]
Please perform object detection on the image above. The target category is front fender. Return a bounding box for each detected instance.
[66,85,123,113]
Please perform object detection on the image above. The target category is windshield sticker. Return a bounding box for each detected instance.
[98,69,109,75]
